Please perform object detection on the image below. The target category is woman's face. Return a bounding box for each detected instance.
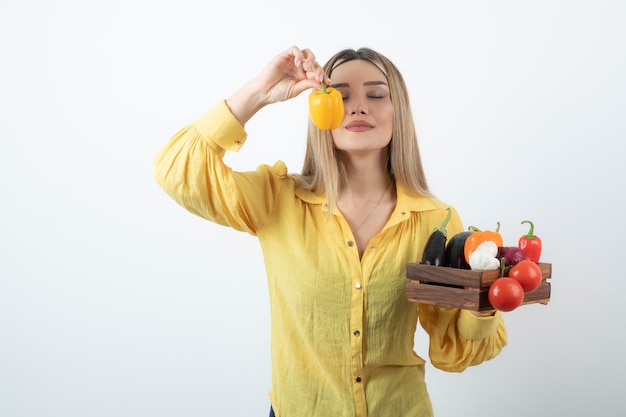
[330,59,394,155]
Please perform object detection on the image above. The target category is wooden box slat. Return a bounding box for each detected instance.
[406,262,552,287]
[405,263,552,311]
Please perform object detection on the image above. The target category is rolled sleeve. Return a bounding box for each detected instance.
[195,100,248,153]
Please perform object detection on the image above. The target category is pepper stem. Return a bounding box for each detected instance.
[469,222,500,233]
[522,220,536,239]
[321,82,328,94]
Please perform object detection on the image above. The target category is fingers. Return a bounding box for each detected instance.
[289,46,331,85]
[302,49,332,85]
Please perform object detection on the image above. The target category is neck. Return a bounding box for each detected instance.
[341,151,390,198]
[343,173,391,202]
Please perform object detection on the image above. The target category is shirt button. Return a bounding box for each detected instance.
[353,330,360,337]
[355,377,362,383]
[355,283,361,290]
[347,241,354,247]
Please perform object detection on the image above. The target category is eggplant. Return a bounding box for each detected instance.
[444,231,472,269]
[421,208,452,266]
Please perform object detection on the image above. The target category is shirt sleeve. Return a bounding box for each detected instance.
[152,100,288,235]
[418,304,508,372]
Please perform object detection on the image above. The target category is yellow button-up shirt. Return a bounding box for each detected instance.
[153,101,507,417]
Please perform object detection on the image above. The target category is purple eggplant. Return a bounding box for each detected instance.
[421,208,452,266]
[444,230,472,269]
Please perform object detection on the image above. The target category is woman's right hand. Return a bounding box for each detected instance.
[226,45,331,125]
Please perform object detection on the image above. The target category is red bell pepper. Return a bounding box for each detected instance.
[518,220,542,263]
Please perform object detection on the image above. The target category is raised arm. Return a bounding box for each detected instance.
[226,45,331,125]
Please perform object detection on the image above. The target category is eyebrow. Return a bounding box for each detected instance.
[331,81,388,88]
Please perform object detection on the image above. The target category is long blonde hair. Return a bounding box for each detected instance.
[298,47,431,211]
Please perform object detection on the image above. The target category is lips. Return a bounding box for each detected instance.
[345,120,374,131]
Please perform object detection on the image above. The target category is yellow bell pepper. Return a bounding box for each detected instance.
[308,82,344,130]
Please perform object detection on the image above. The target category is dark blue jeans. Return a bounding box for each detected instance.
[269,406,275,417]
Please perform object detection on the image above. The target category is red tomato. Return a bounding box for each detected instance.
[508,260,543,293]
[488,278,524,312]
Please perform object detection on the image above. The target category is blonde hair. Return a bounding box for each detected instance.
[298,47,431,211]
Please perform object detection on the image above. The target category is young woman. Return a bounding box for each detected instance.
[154,46,507,417]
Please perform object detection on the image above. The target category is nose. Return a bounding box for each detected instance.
[351,105,367,115]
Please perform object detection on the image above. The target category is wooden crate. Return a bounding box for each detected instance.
[406,262,552,312]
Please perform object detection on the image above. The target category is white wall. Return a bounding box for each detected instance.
[1,0,625,416]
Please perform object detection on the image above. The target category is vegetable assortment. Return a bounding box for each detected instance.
[420,215,546,312]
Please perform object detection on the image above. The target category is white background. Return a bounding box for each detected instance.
[1,0,625,416]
